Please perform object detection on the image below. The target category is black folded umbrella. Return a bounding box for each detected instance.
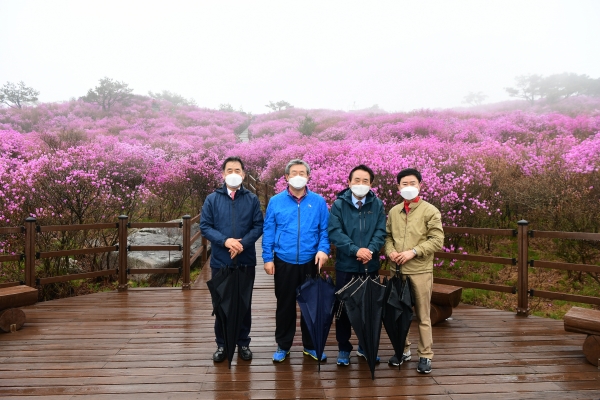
[383,265,414,369]
[206,266,253,368]
[296,273,336,371]
[336,272,386,380]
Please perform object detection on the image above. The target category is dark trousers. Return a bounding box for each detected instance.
[273,254,318,351]
[211,266,256,348]
[335,269,380,352]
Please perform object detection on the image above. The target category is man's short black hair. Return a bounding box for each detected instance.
[396,168,422,184]
[221,156,245,171]
[348,164,375,183]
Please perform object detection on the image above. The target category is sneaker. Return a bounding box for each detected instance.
[212,346,226,363]
[336,350,350,366]
[303,348,327,361]
[417,357,432,374]
[388,350,412,366]
[238,345,252,361]
[272,346,290,362]
[356,345,380,363]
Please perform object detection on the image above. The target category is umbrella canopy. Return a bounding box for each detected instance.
[206,266,253,368]
[336,274,386,380]
[296,274,337,371]
[383,269,414,369]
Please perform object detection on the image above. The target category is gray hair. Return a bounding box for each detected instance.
[285,159,311,175]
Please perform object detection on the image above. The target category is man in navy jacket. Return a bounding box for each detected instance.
[262,159,330,363]
[327,165,387,366]
[200,156,264,363]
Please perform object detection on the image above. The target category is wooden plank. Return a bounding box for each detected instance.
[37,269,117,285]
[0,254,22,262]
[128,222,181,229]
[127,268,179,275]
[532,290,600,306]
[38,246,117,259]
[0,285,37,310]
[442,226,515,236]
[39,223,117,232]
[434,277,516,293]
[0,226,23,234]
[564,306,600,335]
[434,251,515,265]
[128,245,180,252]
[431,283,462,307]
[531,260,600,274]
[0,281,22,289]
[530,230,600,241]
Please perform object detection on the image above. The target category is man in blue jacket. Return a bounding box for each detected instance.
[327,164,387,366]
[200,156,264,363]
[262,159,330,363]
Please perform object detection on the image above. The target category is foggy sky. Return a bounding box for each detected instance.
[1,0,599,114]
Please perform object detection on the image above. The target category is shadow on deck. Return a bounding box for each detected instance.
[1,245,599,399]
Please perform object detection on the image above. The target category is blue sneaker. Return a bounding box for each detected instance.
[356,345,380,363]
[303,348,327,361]
[272,346,290,362]
[336,350,350,366]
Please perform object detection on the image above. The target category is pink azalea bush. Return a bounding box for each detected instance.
[1,95,600,283]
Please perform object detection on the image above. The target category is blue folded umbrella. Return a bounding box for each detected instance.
[296,273,336,371]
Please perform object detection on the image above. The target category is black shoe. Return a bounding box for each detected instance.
[213,347,226,362]
[417,357,432,374]
[239,345,252,361]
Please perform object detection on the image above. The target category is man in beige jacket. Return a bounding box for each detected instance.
[385,168,444,374]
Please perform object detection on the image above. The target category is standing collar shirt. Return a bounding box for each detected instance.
[227,187,237,198]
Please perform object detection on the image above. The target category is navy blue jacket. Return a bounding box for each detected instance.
[262,189,330,265]
[200,184,264,268]
[327,188,387,273]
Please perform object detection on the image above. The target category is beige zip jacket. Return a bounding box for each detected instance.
[385,198,444,275]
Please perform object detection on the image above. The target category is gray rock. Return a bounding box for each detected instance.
[109,219,206,282]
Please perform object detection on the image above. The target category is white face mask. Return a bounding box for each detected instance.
[400,186,419,200]
[288,175,308,190]
[350,184,370,198]
[225,173,243,188]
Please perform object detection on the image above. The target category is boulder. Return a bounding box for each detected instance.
[110,219,205,283]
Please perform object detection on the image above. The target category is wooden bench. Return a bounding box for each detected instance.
[430,283,462,325]
[0,285,38,333]
[564,306,600,366]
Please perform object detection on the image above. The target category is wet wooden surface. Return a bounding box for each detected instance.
[1,242,599,399]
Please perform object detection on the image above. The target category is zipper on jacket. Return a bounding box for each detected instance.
[297,202,300,264]
[231,191,236,265]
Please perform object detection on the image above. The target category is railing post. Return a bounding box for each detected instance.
[516,220,529,316]
[24,217,37,288]
[182,215,191,290]
[118,215,128,292]
[201,236,208,267]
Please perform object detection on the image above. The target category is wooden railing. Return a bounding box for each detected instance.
[0,214,208,292]
[242,177,600,316]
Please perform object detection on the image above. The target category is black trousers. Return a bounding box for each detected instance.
[211,266,256,348]
[273,254,318,351]
[335,269,380,352]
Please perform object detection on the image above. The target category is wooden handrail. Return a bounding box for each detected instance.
[39,223,117,232]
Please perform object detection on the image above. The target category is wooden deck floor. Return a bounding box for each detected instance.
[1,249,599,399]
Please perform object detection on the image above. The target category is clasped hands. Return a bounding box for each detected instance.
[388,250,416,265]
[225,238,243,259]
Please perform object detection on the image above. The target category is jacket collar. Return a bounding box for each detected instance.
[336,187,375,206]
[216,183,248,196]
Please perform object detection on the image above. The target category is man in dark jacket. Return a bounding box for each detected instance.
[200,156,264,363]
[327,164,387,366]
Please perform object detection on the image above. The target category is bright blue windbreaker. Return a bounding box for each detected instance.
[262,189,330,265]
